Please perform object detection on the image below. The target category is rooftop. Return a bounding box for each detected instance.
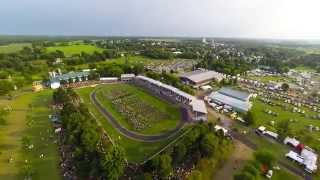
[50,71,90,82]
[218,88,251,102]
[209,91,252,112]
[180,69,224,83]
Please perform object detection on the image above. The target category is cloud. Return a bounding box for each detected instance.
[0,0,319,39]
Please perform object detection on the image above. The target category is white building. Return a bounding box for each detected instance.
[121,74,135,81]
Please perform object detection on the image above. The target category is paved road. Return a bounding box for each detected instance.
[90,88,186,142]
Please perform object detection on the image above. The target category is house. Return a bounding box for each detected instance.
[32,81,44,92]
[100,77,119,83]
[179,69,225,87]
[208,88,252,112]
[120,74,135,81]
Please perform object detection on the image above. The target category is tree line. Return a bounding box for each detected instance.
[138,123,233,179]
[53,88,126,179]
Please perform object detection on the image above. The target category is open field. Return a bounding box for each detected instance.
[46,44,104,57]
[76,86,186,163]
[293,66,316,73]
[0,90,61,180]
[95,84,181,135]
[251,99,320,149]
[0,43,31,54]
[247,75,294,83]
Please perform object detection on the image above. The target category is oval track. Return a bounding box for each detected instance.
[90,88,186,142]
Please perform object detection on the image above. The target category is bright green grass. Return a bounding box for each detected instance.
[293,66,316,73]
[247,75,294,83]
[95,84,181,135]
[251,99,320,149]
[272,169,302,180]
[46,44,104,57]
[76,87,184,163]
[0,43,31,54]
[0,90,61,180]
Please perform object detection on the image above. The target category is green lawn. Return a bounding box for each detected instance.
[247,75,293,83]
[272,169,301,180]
[0,43,31,53]
[293,66,316,73]
[251,99,320,149]
[0,90,61,180]
[76,87,185,163]
[46,44,104,57]
[95,84,181,135]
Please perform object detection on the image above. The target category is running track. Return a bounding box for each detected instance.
[90,88,186,142]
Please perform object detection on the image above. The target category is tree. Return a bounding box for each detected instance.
[0,80,14,95]
[245,111,255,125]
[158,154,172,178]
[254,150,275,168]
[200,133,218,157]
[277,120,292,139]
[172,143,187,164]
[188,170,202,180]
[281,83,289,91]
[242,163,259,178]
[100,145,126,180]
[234,172,255,180]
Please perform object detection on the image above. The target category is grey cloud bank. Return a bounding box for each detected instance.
[0,0,319,39]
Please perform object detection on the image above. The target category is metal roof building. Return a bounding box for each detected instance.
[179,69,225,87]
[209,88,252,112]
[218,88,252,102]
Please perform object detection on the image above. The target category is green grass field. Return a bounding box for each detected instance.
[293,66,316,73]
[46,44,104,57]
[247,75,294,83]
[251,99,320,149]
[0,43,31,54]
[76,86,185,163]
[95,84,181,135]
[0,90,61,180]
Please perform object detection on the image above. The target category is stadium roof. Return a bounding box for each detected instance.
[136,75,207,114]
[180,69,224,84]
[190,99,207,114]
[209,91,252,112]
[218,88,251,102]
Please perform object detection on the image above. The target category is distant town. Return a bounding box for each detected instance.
[0,36,320,180]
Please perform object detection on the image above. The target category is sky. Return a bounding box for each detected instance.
[1,0,319,39]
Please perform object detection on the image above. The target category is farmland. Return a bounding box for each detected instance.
[0,43,31,53]
[46,44,104,57]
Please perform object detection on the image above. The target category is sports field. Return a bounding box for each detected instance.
[46,44,104,57]
[95,84,181,135]
[0,90,60,180]
[76,86,186,163]
[0,43,31,54]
